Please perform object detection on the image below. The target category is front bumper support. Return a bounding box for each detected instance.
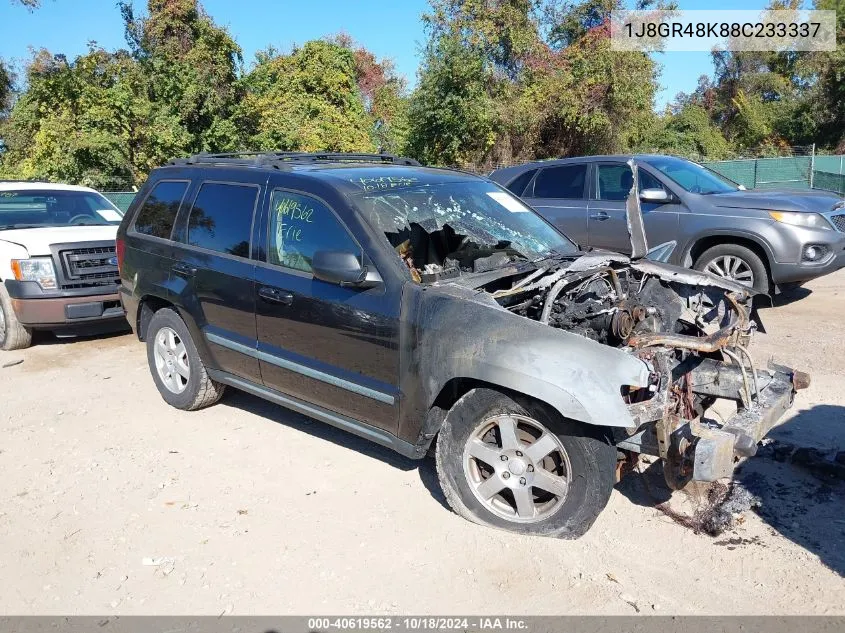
[618,358,807,483]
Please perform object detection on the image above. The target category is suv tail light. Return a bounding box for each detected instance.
[116,237,126,274]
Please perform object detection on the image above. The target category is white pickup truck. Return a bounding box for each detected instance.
[0,182,127,350]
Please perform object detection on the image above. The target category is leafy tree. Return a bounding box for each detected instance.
[406,33,495,166]
[236,40,375,152]
[407,0,659,167]
[641,104,731,159]
[119,0,243,153]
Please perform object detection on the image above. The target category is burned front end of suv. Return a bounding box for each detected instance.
[483,252,808,489]
[350,169,807,490]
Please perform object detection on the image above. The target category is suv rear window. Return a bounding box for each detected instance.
[533,165,587,199]
[187,182,258,258]
[133,181,189,239]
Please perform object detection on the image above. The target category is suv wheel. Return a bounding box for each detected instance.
[435,388,616,538]
[146,308,225,410]
[694,244,769,293]
[0,284,33,351]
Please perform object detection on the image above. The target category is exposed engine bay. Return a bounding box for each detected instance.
[438,250,808,490]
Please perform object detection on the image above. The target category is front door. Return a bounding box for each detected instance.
[587,163,680,255]
[254,187,401,433]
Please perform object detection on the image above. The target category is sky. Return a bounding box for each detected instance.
[0,0,771,111]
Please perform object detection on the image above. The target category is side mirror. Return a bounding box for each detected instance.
[312,250,381,288]
[640,188,671,203]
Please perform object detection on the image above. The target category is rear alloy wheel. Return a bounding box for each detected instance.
[435,388,616,538]
[145,308,225,410]
[694,243,769,293]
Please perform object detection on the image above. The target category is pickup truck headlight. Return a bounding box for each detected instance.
[11,257,58,290]
[768,211,832,230]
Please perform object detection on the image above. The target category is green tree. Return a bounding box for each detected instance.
[119,0,243,153]
[236,40,375,152]
[641,104,731,159]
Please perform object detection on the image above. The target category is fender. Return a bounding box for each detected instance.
[397,282,652,446]
[679,226,777,269]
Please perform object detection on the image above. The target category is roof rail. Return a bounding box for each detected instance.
[168,151,422,168]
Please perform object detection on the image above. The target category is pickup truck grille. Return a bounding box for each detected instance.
[830,214,845,232]
[58,245,120,289]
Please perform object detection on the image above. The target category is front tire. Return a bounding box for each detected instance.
[0,284,33,351]
[694,243,769,293]
[435,388,616,538]
[145,308,225,410]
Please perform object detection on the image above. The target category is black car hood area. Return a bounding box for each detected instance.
[708,188,844,212]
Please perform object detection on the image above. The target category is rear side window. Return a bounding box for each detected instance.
[187,182,259,258]
[133,181,189,239]
[596,164,633,201]
[505,169,538,197]
[533,165,587,199]
[268,190,359,274]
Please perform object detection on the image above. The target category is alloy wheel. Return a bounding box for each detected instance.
[462,414,571,523]
[153,327,190,394]
[704,255,754,287]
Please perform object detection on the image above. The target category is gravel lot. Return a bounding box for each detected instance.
[1,269,844,615]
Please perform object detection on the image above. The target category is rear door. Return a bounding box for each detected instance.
[253,184,401,433]
[522,163,589,245]
[173,175,264,384]
[587,162,680,254]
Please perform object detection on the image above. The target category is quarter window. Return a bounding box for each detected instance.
[268,190,359,274]
[505,169,538,197]
[133,181,188,239]
[533,165,587,199]
[639,170,667,193]
[187,183,258,258]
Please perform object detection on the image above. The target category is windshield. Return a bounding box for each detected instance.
[0,189,123,230]
[353,181,576,280]
[643,156,739,195]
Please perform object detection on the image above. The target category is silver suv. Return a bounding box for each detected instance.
[490,155,845,293]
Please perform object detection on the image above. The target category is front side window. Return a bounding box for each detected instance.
[0,189,123,230]
[134,181,189,239]
[533,165,587,199]
[187,183,258,258]
[643,156,738,195]
[268,190,359,274]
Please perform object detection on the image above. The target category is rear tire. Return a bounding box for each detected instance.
[435,388,616,538]
[145,308,225,410]
[0,284,33,351]
[694,243,769,293]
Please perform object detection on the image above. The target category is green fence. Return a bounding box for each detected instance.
[103,191,137,213]
[703,155,845,195]
[813,170,845,195]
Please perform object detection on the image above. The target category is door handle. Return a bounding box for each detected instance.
[259,287,294,306]
[172,262,197,276]
[589,211,610,221]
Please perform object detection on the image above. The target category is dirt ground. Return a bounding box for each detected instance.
[1,270,844,615]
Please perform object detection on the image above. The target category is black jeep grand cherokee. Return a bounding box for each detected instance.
[117,152,805,538]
